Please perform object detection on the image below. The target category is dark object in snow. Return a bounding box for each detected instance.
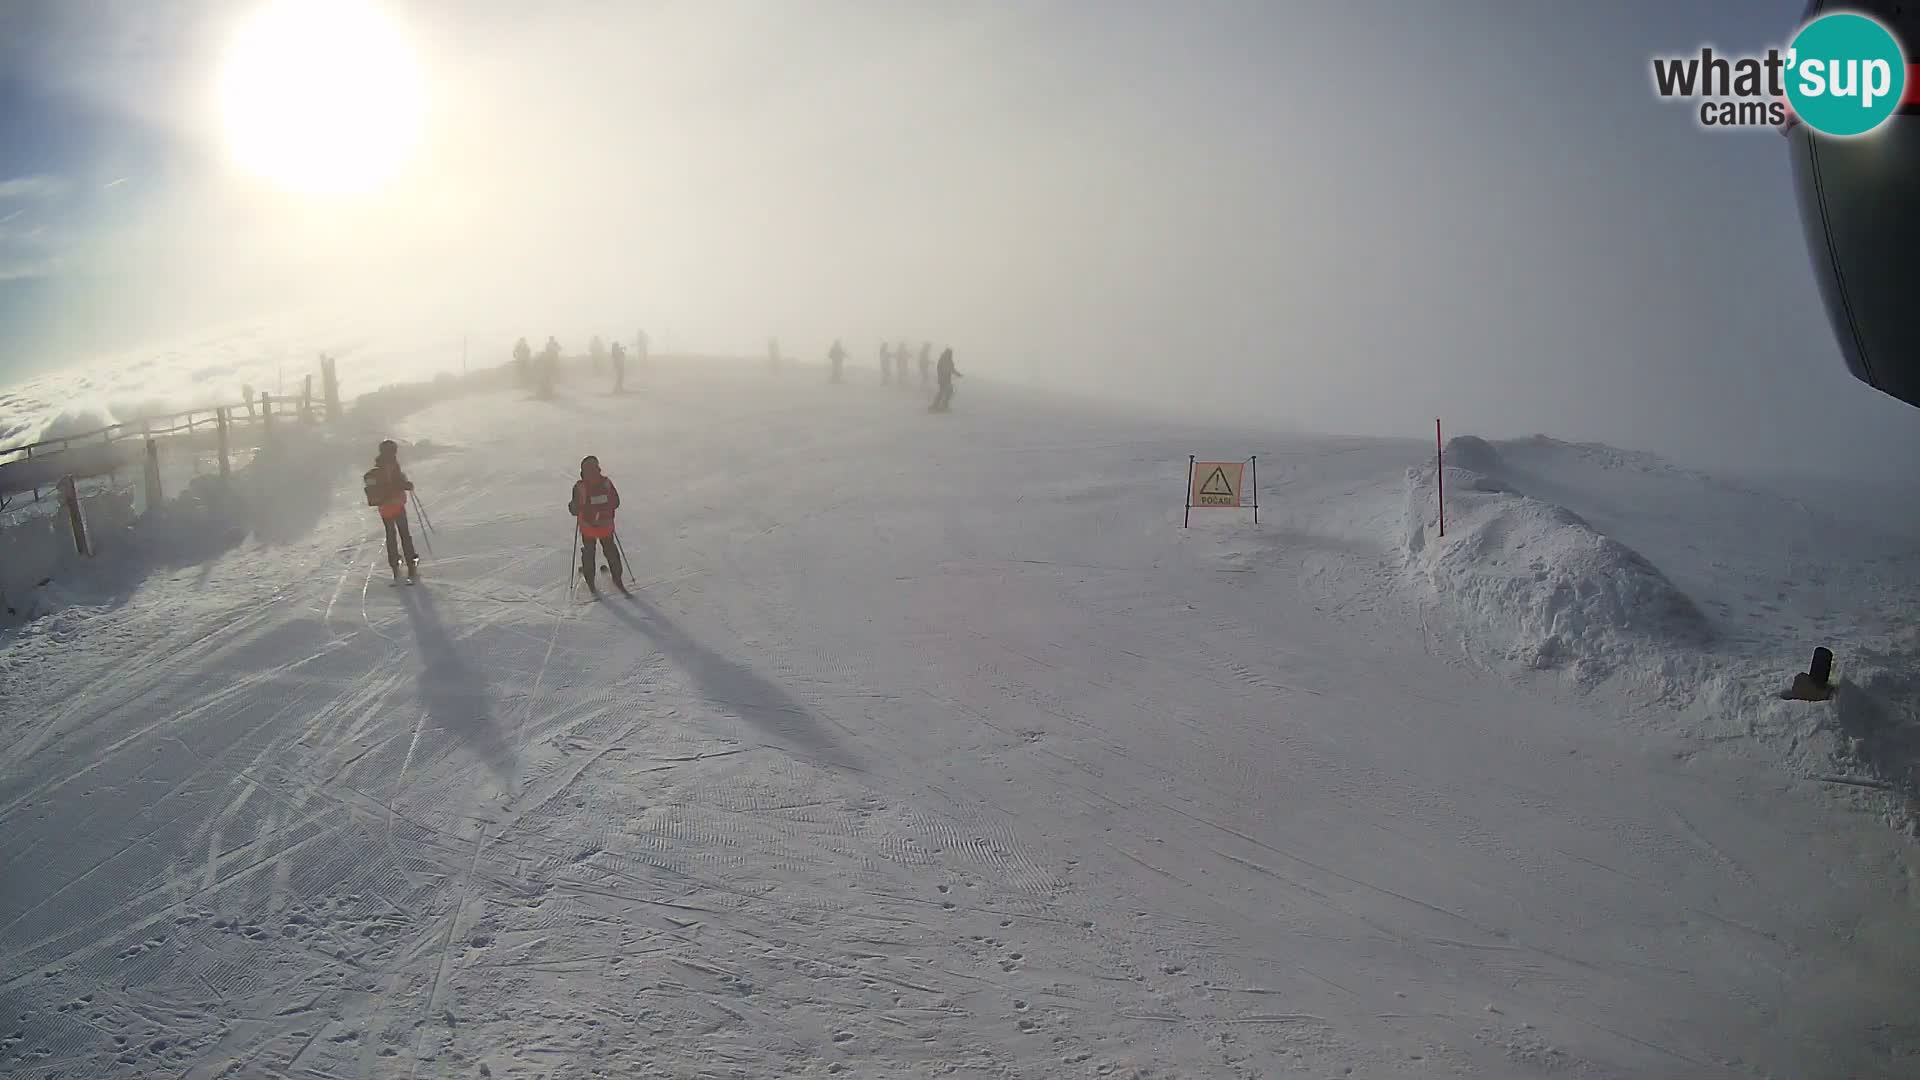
[1780,647,1835,702]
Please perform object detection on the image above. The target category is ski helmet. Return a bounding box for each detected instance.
[580,454,600,475]
[378,439,398,457]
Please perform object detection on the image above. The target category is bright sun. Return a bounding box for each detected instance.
[218,0,426,197]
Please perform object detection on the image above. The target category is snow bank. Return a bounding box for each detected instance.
[1403,437,1710,684]
[1401,434,1920,826]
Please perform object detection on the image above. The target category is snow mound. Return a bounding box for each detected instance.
[1398,433,1920,820]
[1404,442,1710,684]
[1438,433,1502,474]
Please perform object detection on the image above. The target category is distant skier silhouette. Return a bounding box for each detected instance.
[828,339,847,383]
[929,348,960,412]
[512,337,532,387]
[537,337,561,398]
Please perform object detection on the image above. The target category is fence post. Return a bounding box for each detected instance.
[302,374,314,423]
[322,355,340,422]
[1435,418,1445,539]
[217,407,232,477]
[263,392,274,439]
[59,475,90,556]
[1183,455,1194,529]
[143,437,162,511]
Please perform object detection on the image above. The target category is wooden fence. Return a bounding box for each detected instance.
[0,356,341,516]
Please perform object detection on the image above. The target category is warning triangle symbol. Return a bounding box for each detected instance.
[1199,466,1235,497]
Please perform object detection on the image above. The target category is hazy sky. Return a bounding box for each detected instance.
[1,0,1914,478]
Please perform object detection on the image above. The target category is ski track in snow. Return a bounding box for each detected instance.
[1,362,1917,1078]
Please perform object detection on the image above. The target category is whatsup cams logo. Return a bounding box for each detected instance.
[1652,10,1906,136]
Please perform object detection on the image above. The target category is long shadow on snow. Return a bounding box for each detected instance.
[600,593,859,772]
[396,584,517,787]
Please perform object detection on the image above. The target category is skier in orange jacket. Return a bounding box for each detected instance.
[568,455,625,593]
[363,439,418,582]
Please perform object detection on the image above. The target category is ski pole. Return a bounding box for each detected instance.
[410,491,436,534]
[409,493,436,557]
[609,527,630,577]
[564,520,580,601]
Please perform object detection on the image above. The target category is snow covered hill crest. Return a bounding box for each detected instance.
[1402,436,1711,685]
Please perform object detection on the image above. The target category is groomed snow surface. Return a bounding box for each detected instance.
[2,359,1917,1079]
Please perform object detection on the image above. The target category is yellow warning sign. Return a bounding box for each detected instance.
[1191,461,1244,508]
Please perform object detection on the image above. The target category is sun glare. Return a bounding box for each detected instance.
[217,0,426,197]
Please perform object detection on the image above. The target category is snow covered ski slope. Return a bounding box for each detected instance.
[2,362,1917,1079]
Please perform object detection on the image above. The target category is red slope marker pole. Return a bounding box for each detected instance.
[1435,418,1445,539]
[1184,455,1194,529]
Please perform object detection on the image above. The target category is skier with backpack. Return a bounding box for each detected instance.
[569,455,627,595]
[364,439,420,582]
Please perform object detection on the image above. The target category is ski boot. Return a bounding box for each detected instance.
[407,558,420,583]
